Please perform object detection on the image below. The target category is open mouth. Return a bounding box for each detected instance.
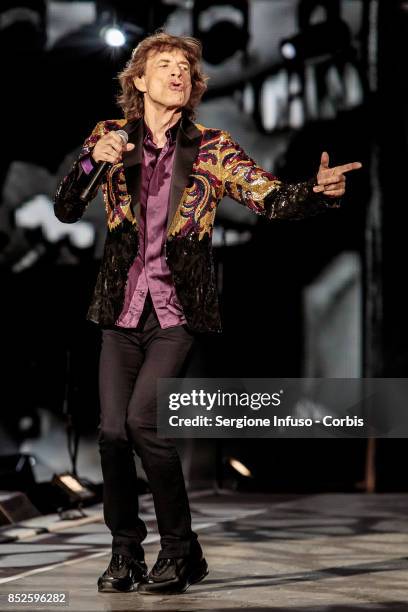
[169,82,183,91]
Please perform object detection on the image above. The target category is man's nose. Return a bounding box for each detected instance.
[171,67,182,78]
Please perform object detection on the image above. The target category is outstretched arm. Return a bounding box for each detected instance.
[219,133,362,220]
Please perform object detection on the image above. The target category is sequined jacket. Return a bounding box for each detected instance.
[54,116,340,333]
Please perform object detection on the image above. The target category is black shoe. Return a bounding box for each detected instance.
[97,553,148,593]
[137,554,208,595]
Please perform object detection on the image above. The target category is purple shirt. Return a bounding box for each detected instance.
[81,121,186,329]
[116,121,186,328]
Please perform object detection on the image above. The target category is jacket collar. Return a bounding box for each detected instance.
[122,114,202,233]
[167,114,201,232]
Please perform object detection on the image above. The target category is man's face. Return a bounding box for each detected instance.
[134,48,192,111]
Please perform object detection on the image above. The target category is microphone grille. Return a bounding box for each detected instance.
[116,129,129,144]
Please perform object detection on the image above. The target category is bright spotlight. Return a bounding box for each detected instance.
[229,457,252,478]
[281,42,296,60]
[280,21,351,63]
[103,26,126,48]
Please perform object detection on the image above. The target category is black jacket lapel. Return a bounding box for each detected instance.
[122,118,143,226]
[167,117,202,233]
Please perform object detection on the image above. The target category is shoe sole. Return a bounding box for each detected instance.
[98,585,134,593]
[138,558,209,595]
[98,577,147,593]
[98,583,136,593]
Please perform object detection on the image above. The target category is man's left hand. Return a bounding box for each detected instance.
[313,151,362,197]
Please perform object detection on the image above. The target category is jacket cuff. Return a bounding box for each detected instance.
[308,176,342,209]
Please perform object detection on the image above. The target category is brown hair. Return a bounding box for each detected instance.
[117,31,208,120]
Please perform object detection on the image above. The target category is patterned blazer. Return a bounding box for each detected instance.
[54,115,340,332]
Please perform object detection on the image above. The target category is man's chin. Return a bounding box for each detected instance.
[150,96,188,112]
[163,100,187,111]
[169,95,187,105]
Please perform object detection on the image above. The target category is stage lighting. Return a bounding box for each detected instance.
[102,26,126,48]
[281,42,297,61]
[228,457,252,478]
[193,0,249,65]
[280,20,351,63]
[52,472,96,505]
[0,1,46,52]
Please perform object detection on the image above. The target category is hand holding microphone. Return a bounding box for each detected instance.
[92,129,134,164]
[80,130,135,201]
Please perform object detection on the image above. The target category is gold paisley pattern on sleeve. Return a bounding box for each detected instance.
[218,131,281,215]
[218,131,340,220]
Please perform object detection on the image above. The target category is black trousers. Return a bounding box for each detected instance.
[98,295,199,560]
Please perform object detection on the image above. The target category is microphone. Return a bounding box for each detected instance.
[79,129,128,202]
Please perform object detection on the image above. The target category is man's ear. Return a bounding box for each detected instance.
[133,75,146,93]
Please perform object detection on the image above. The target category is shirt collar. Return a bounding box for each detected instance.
[143,118,181,146]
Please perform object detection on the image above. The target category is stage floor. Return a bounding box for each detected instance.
[0,492,408,611]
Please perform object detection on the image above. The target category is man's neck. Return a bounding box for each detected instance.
[143,105,182,147]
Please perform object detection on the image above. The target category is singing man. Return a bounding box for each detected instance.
[54,31,362,595]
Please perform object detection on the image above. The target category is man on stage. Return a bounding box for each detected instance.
[54,31,361,595]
